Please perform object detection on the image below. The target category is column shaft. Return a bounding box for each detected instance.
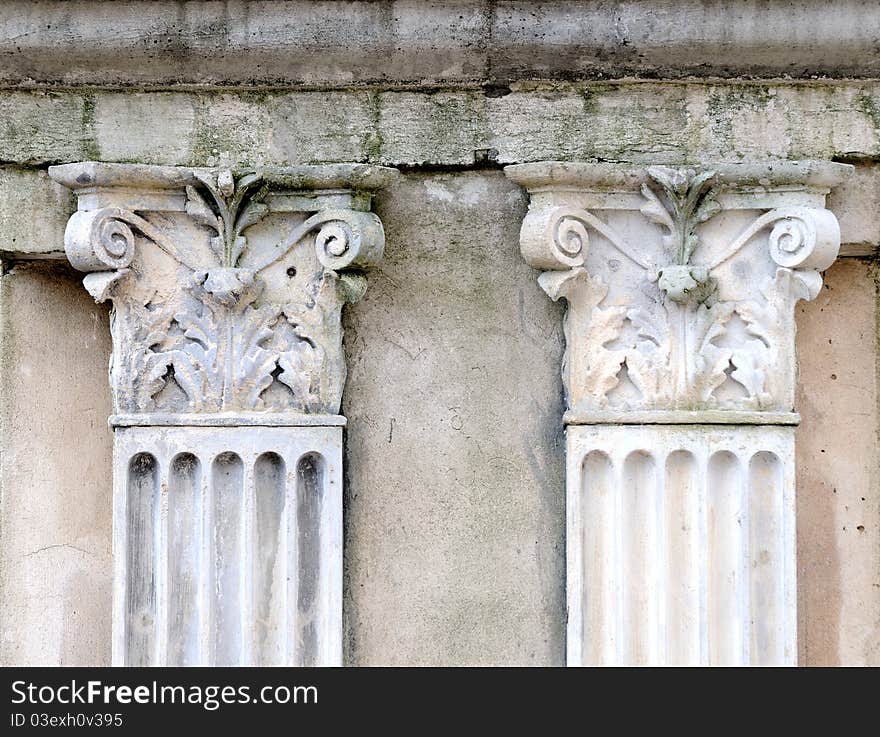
[567,424,795,665]
[113,425,342,666]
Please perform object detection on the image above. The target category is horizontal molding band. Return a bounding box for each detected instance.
[110,413,348,428]
[3,1,880,86]
[564,410,801,426]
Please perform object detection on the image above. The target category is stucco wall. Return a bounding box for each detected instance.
[343,173,565,665]
[797,259,880,665]
[0,2,878,664]
[0,261,113,665]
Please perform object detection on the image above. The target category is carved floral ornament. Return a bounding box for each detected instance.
[49,162,398,420]
[505,161,852,421]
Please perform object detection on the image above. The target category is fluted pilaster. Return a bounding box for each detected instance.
[50,162,398,665]
[506,160,852,665]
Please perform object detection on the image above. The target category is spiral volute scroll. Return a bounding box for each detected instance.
[64,207,138,272]
[553,215,590,261]
[767,207,840,272]
[312,209,385,271]
[519,206,592,270]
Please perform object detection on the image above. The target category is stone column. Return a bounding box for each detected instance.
[49,162,397,666]
[505,161,851,665]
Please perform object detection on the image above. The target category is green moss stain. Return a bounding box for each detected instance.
[0,80,879,168]
[854,90,880,157]
[366,90,383,164]
[703,84,776,159]
[81,93,100,160]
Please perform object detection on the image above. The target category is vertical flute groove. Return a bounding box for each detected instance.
[124,452,158,666]
[167,453,201,665]
[581,450,614,664]
[665,450,699,664]
[240,460,255,666]
[198,455,211,666]
[740,450,751,666]
[295,452,325,666]
[748,451,784,664]
[211,452,244,666]
[254,452,286,666]
[621,450,657,665]
[286,458,298,665]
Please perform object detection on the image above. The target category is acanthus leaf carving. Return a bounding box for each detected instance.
[728,348,771,407]
[121,295,180,411]
[540,267,628,409]
[687,299,734,404]
[622,297,734,409]
[152,268,278,412]
[624,305,672,405]
[642,165,721,268]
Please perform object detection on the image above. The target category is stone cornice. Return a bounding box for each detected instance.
[3,2,880,87]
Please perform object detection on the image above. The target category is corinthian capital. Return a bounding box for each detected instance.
[50,162,398,421]
[506,160,851,424]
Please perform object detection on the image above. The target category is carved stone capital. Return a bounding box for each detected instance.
[49,162,398,422]
[506,160,852,423]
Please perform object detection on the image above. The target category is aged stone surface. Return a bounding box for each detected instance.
[50,161,397,665]
[2,168,876,667]
[7,83,880,171]
[567,424,796,665]
[508,161,849,421]
[2,1,880,86]
[4,83,880,258]
[0,167,72,259]
[0,0,877,672]
[507,160,851,665]
[51,162,394,420]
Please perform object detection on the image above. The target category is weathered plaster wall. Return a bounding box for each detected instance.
[797,259,880,666]
[0,261,112,665]
[343,172,565,665]
[0,81,878,664]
